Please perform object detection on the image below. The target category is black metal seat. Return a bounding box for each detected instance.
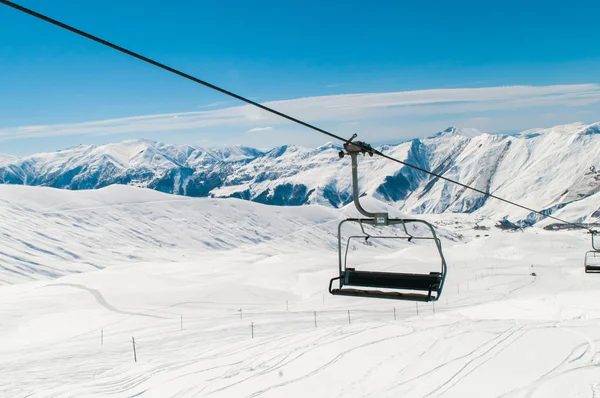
[585,265,600,273]
[329,268,443,302]
[343,268,442,291]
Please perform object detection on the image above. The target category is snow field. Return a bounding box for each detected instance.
[0,185,599,397]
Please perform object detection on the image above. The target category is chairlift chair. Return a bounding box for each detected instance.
[585,230,600,273]
[328,140,447,301]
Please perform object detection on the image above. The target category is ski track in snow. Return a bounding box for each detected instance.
[424,325,525,397]
[44,283,170,319]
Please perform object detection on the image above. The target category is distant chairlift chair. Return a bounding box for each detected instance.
[328,140,447,302]
[584,230,600,273]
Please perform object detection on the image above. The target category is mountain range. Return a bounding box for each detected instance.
[1,121,600,227]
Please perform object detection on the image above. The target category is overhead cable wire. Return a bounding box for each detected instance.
[0,0,591,231]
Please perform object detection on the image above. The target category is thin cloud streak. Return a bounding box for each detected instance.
[198,100,235,109]
[1,84,599,141]
[247,126,273,133]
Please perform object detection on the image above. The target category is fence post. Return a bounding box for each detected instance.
[238,308,242,320]
[180,315,183,331]
[251,322,254,339]
[348,309,351,325]
[132,337,137,363]
[314,311,317,328]
[393,307,396,320]
[416,302,419,316]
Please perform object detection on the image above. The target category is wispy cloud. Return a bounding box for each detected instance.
[1,84,599,142]
[247,126,273,133]
[199,101,235,109]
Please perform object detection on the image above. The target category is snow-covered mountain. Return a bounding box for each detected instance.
[1,122,600,226]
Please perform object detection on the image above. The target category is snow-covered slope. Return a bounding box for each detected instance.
[0,184,598,397]
[0,184,462,285]
[2,122,600,226]
[0,184,338,284]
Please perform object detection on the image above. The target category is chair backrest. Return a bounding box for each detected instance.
[585,250,600,266]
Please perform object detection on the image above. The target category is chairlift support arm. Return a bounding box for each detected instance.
[590,230,599,251]
[339,139,388,226]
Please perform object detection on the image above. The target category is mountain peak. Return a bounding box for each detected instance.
[207,145,264,162]
[516,122,596,139]
[264,144,302,158]
[315,142,342,152]
[579,122,600,136]
[434,127,483,138]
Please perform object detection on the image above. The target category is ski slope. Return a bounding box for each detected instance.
[0,185,599,397]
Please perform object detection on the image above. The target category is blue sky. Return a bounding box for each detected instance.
[1,0,600,155]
